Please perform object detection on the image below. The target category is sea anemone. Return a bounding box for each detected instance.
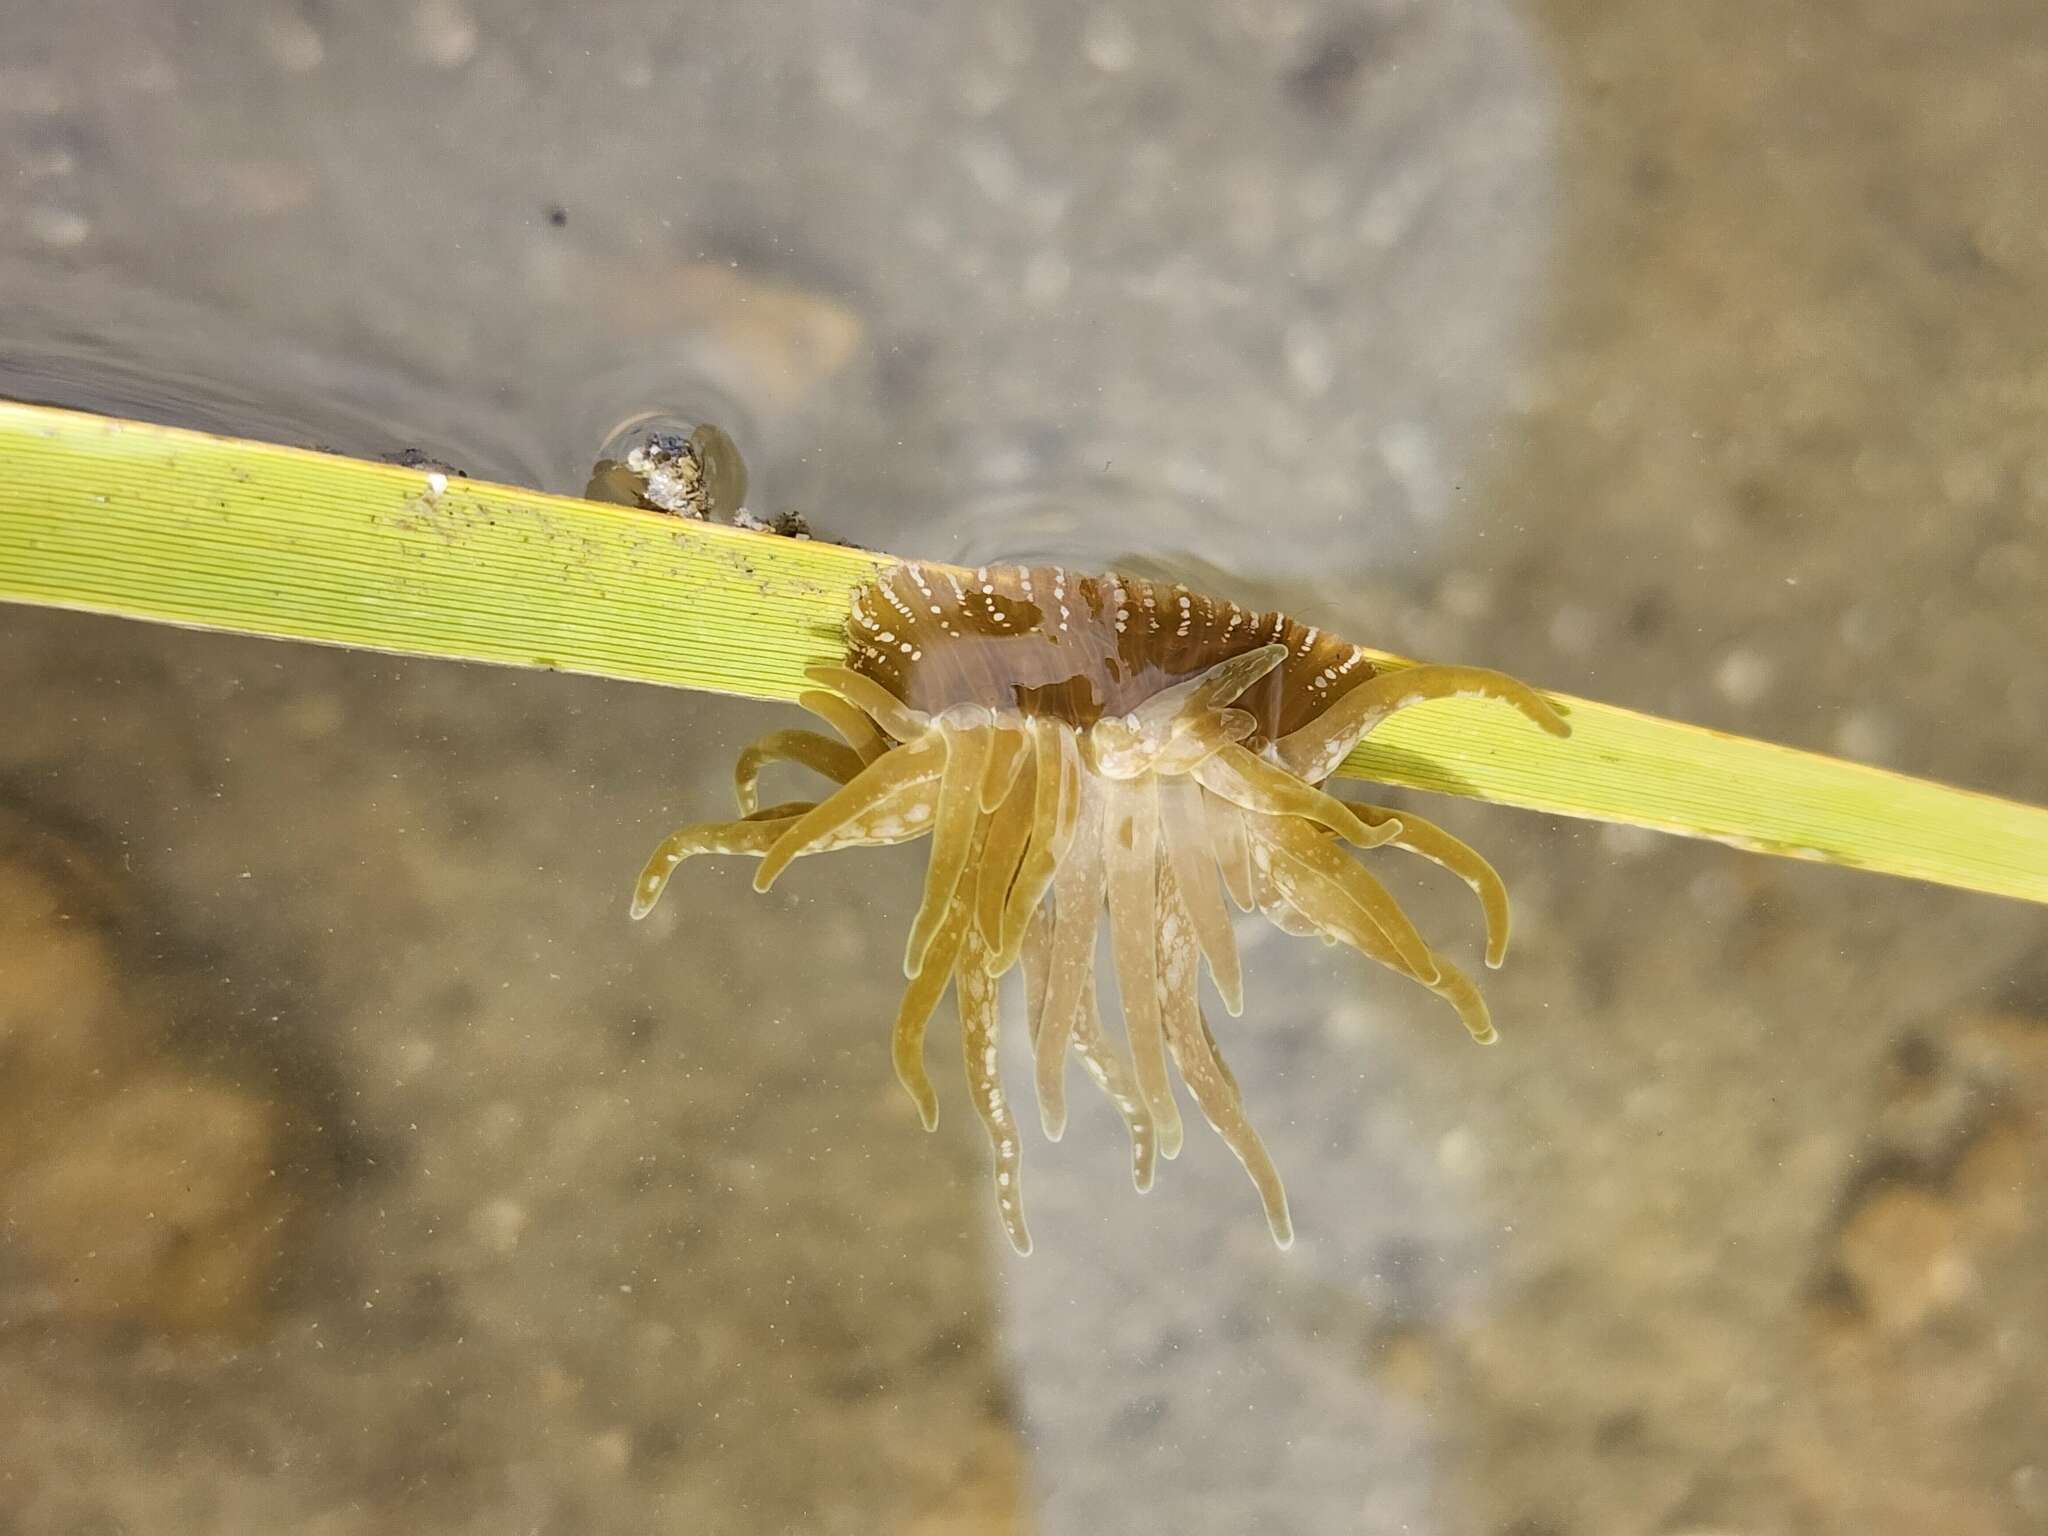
[632,563,1568,1253]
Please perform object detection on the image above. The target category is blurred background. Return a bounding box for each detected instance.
[2,1,2046,1531]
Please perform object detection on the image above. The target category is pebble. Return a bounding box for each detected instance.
[1836,1184,1974,1332]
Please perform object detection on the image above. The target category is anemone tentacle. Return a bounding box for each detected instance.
[1159,776,1244,1016]
[1156,862,1292,1246]
[753,733,944,891]
[733,729,865,816]
[1274,662,1569,783]
[958,923,1031,1255]
[1104,775,1184,1160]
[1335,797,1514,968]
[636,562,1568,1252]
[979,727,1031,813]
[892,902,968,1130]
[996,721,1080,972]
[1021,906,1156,1190]
[797,689,889,764]
[634,789,931,920]
[802,663,930,743]
[1032,772,1107,1140]
[1247,812,1440,982]
[975,740,1039,948]
[903,715,993,978]
[1089,642,1281,778]
[1193,741,1399,848]
[1206,791,1257,913]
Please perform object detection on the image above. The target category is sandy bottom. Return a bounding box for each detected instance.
[3,0,2047,1531]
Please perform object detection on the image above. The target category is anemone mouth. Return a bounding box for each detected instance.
[631,562,1569,1252]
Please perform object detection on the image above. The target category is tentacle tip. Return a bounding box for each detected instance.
[1471,1025,1500,1046]
[993,924,1032,975]
[896,1072,940,1130]
[1005,1229,1033,1257]
[1157,1124,1185,1161]
[751,866,779,894]
[1132,1164,1155,1193]
[1485,944,1508,970]
[1269,1216,1295,1251]
[1039,1105,1068,1142]
[629,869,670,919]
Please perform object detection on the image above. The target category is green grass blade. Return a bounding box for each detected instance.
[2,400,2044,905]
